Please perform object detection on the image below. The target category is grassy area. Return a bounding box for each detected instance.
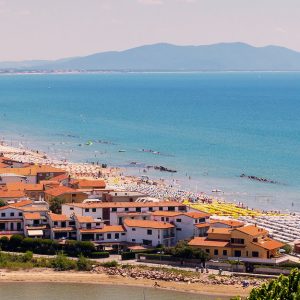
[0,251,92,271]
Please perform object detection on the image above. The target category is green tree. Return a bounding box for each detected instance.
[232,268,300,300]
[49,197,66,214]
[0,199,6,207]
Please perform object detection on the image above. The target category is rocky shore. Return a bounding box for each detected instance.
[91,265,266,287]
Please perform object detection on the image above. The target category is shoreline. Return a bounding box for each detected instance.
[0,268,251,297]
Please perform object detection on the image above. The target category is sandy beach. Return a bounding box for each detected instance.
[0,268,251,298]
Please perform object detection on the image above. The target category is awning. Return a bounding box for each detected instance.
[28,230,43,236]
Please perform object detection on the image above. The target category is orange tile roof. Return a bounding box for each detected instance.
[152,211,182,217]
[185,211,210,219]
[51,174,69,182]
[66,201,185,209]
[6,183,44,192]
[253,239,285,250]
[195,222,210,228]
[23,212,41,220]
[0,165,64,176]
[0,190,25,198]
[234,225,268,236]
[45,186,77,197]
[20,206,48,212]
[207,227,232,235]
[53,227,75,232]
[74,179,106,189]
[210,219,244,228]
[80,225,124,234]
[188,237,229,247]
[75,215,95,223]
[48,213,70,222]
[10,200,33,207]
[124,219,174,229]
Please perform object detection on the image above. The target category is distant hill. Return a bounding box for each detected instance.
[2,42,300,71]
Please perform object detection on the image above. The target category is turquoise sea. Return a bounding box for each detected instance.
[0,72,300,211]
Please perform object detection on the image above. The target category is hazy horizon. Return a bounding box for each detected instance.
[0,0,299,61]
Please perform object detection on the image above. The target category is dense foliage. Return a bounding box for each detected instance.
[0,235,99,258]
[233,268,300,300]
[49,197,66,214]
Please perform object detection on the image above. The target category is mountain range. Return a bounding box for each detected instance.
[2,42,300,71]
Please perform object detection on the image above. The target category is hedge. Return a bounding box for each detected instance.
[0,235,96,257]
[89,252,110,259]
[121,252,136,260]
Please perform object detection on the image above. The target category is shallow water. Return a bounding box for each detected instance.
[1,72,300,211]
[0,282,228,300]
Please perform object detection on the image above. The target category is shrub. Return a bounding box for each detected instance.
[89,252,110,259]
[232,268,300,300]
[76,255,92,271]
[21,251,33,262]
[51,252,76,271]
[121,252,136,260]
[0,236,9,250]
[101,260,118,268]
[8,235,24,251]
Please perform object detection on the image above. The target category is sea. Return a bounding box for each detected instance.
[0,282,228,300]
[0,72,300,212]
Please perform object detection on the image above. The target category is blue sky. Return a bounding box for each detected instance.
[0,0,298,61]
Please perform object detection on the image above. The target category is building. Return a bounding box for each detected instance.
[151,211,210,240]
[47,213,76,240]
[188,224,285,261]
[44,186,88,203]
[124,219,175,247]
[102,191,147,202]
[62,201,187,225]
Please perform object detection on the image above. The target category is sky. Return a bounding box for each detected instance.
[0,0,299,61]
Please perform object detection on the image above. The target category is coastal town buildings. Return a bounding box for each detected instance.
[0,159,288,264]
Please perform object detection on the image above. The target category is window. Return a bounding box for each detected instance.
[125,208,129,212]
[234,250,242,257]
[194,219,198,223]
[136,207,141,212]
[121,232,126,236]
[92,208,96,212]
[10,212,14,217]
[85,208,89,212]
[1,213,5,217]
[231,238,245,245]
[176,228,182,231]
[132,239,136,242]
[252,251,259,258]
[147,229,152,235]
[107,233,111,239]
[223,250,227,256]
[132,228,136,231]
[149,207,153,212]
[168,206,175,211]
[166,217,169,222]
[115,233,120,239]
[214,249,219,255]
[159,207,163,211]
[96,223,100,226]
[205,249,210,253]
[54,221,58,226]
[112,208,117,212]
[161,217,165,221]
[178,206,185,211]
[176,219,182,222]
[70,207,74,210]
[199,218,205,223]
[69,221,75,226]
[253,238,258,242]
[19,212,22,217]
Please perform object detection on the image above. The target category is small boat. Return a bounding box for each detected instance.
[118,149,126,152]
[212,189,222,193]
[85,141,93,146]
